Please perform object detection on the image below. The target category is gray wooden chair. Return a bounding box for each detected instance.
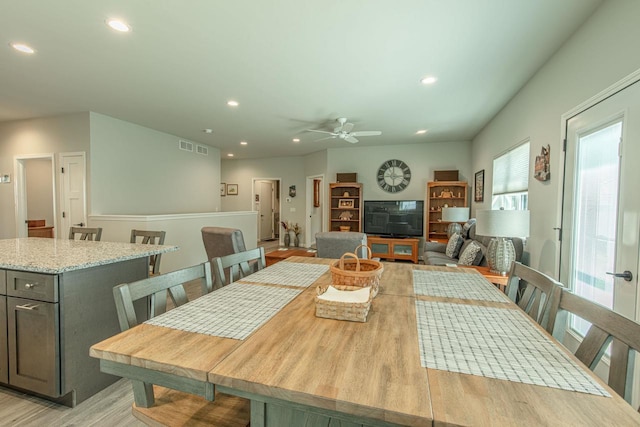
[112,262,250,425]
[506,262,563,328]
[546,288,640,405]
[130,229,166,275]
[69,226,102,241]
[212,247,266,288]
[201,227,249,288]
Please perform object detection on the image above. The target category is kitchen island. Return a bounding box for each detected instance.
[0,237,177,406]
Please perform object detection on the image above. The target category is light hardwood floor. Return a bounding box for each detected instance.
[0,240,284,426]
[0,379,143,426]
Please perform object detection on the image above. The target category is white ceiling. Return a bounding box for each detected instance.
[0,0,602,159]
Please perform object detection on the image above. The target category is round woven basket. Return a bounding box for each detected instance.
[330,246,383,296]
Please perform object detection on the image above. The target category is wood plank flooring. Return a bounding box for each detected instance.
[0,379,143,426]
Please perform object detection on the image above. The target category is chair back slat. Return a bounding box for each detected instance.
[69,226,102,241]
[548,288,640,403]
[130,229,166,275]
[212,247,266,289]
[113,262,211,331]
[507,262,563,328]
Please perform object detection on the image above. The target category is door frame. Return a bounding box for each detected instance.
[305,174,325,247]
[14,154,57,238]
[558,68,640,281]
[251,177,281,244]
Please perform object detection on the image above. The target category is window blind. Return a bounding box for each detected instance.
[493,141,530,195]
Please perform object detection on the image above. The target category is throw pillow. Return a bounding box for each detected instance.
[458,241,483,266]
[461,219,476,239]
[445,233,464,258]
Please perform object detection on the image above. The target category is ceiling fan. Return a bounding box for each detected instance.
[306,117,382,143]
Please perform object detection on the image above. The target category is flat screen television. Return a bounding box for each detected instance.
[363,200,424,237]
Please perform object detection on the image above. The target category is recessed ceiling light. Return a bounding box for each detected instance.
[292,138,300,143]
[240,141,248,145]
[227,153,234,157]
[420,76,437,85]
[203,129,213,134]
[227,100,239,107]
[10,43,35,54]
[416,130,428,135]
[106,19,131,32]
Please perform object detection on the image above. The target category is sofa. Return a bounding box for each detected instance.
[423,220,523,267]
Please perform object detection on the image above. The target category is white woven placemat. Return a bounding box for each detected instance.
[237,261,329,288]
[145,282,301,340]
[413,270,507,303]
[415,300,610,397]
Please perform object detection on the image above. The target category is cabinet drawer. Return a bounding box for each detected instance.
[7,271,58,302]
[0,270,6,295]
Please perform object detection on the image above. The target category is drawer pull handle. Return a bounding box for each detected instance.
[16,303,40,311]
[25,283,36,289]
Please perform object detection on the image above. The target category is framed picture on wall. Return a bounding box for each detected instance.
[227,183,238,195]
[474,170,484,202]
[220,183,226,197]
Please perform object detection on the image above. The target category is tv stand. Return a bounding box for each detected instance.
[367,236,419,264]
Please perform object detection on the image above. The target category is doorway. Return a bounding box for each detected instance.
[14,154,57,238]
[252,178,281,243]
[560,76,640,406]
[305,175,324,247]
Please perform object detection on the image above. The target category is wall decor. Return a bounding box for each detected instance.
[339,198,355,208]
[289,185,296,197]
[377,159,411,193]
[227,183,238,195]
[313,179,321,207]
[534,144,551,182]
[220,183,226,197]
[474,170,484,202]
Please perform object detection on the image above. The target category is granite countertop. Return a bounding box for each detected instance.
[0,238,179,274]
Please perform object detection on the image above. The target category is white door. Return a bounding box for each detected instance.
[59,153,87,233]
[560,80,640,404]
[258,181,274,241]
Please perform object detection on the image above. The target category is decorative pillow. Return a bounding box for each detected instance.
[445,232,464,258]
[458,241,483,266]
[461,219,476,239]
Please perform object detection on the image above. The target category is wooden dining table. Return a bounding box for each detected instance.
[90,258,640,426]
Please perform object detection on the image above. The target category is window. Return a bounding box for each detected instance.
[492,140,530,210]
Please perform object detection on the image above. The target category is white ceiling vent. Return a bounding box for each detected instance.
[196,144,209,155]
[178,140,193,152]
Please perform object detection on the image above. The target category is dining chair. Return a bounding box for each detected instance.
[130,229,166,275]
[506,262,563,328]
[546,288,640,405]
[212,247,266,288]
[68,226,102,241]
[112,262,250,425]
[201,227,248,288]
[315,231,368,258]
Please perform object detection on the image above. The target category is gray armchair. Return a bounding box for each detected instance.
[315,231,368,259]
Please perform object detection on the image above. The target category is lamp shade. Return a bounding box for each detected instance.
[441,207,470,223]
[476,210,530,237]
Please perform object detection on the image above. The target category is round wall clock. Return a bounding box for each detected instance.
[377,159,411,193]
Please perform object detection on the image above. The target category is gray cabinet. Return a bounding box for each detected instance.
[7,296,59,396]
[0,257,148,406]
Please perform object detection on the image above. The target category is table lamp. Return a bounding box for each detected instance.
[441,207,470,238]
[476,209,529,275]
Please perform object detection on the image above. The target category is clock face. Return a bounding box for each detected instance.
[377,159,411,193]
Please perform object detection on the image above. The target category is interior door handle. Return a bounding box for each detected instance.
[74,222,85,226]
[606,270,633,282]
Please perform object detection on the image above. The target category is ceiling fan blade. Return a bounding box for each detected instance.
[342,122,355,133]
[350,131,381,137]
[345,136,359,143]
[315,136,336,142]
[306,129,335,135]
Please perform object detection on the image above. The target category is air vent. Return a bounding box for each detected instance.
[178,140,193,152]
[196,145,209,155]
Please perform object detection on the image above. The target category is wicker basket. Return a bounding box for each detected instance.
[330,246,383,297]
[315,285,373,322]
